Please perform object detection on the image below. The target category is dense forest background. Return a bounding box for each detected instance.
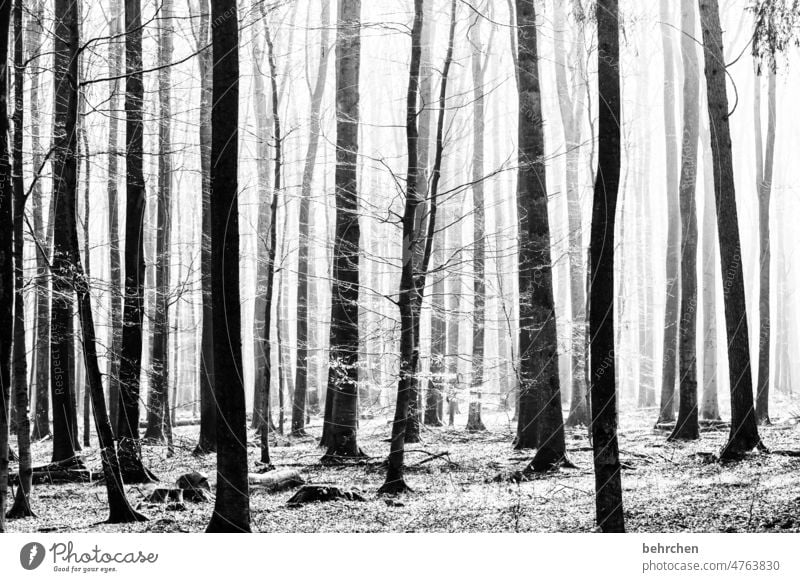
[1,0,799,533]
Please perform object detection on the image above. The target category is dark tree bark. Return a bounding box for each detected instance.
[8,0,35,519]
[0,0,13,534]
[206,0,250,533]
[669,0,701,441]
[53,0,146,524]
[322,0,365,460]
[658,0,680,424]
[590,0,625,533]
[193,0,216,456]
[295,0,331,432]
[754,69,776,425]
[116,0,155,483]
[514,0,567,468]
[699,0,762,459]
[378,0,422,495]
[50,2,82,466]
[106,0,123,432]
[144,0,173,445]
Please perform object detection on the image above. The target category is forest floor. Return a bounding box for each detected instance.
[5,404,800,533]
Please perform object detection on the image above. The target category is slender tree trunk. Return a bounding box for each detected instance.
[257,14,280,457]
[29,0,50,442]
[194,0,216,456]
[700,118,720,420]
[378,0,422,494]
[0,0,15,531]
[636,65,656,408]
[554,0,589,427]
[466,7,487,434]
[669,0,701,441]
[658,0,680,424]
[755,69,776,425]
[295,0,331,432]
[107,0,123,431]
[144,0,173,444]
[590,0,625,533]
[206,0,250,533]
[322,0,365,459]
[699,0,762,459]
[8,0,35,519]
[422,0,456,429]
[249,0,275,432]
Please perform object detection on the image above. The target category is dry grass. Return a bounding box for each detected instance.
[5,405,800,533]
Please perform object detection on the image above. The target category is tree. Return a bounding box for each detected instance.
[29,0,49,442]
[50,0,83,468]
[116,0,155,482]
[378,0,423,495]
[465,5,487,433]
[322,0,365,460]
[255,6,281,467]
[206,0,250,533]
[658,0,680,424]
[699,0,762,459]
[144,0,174,445]
[54,0,146,524]
[753,68,776,425]
[0,0,12,534]
[295,0,331,434]
[514,0,568,469]
[554,0,590,427]
[8,0,34,518]
[590,0,625,533]
[192,0,216,456]
[669,0,701,441]
[106,0,124,433]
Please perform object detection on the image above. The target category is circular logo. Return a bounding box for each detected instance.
[20,542,46,570]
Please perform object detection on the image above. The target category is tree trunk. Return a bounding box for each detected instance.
[466,6,487,434]
[250,0,276,432]
[699,0,762,459]
[53,0,146,523]
[193,0,216,456]
[116,0,155,483]
[554,0,589,427]
[700,118,720,420]
[144,0,173,444]
[658,0,680,424]
[295,0,331,432]
[8,0,35,519]
[322,0,365,460]
[107,0,123,432]
[755,69,776,425]
[669,0,700,441]
[590,0,625,533]
[206,0,250,533]
[378,0,422,495]
[513,0,568,469]
[28,0,50,443]
[0,0,13,532]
